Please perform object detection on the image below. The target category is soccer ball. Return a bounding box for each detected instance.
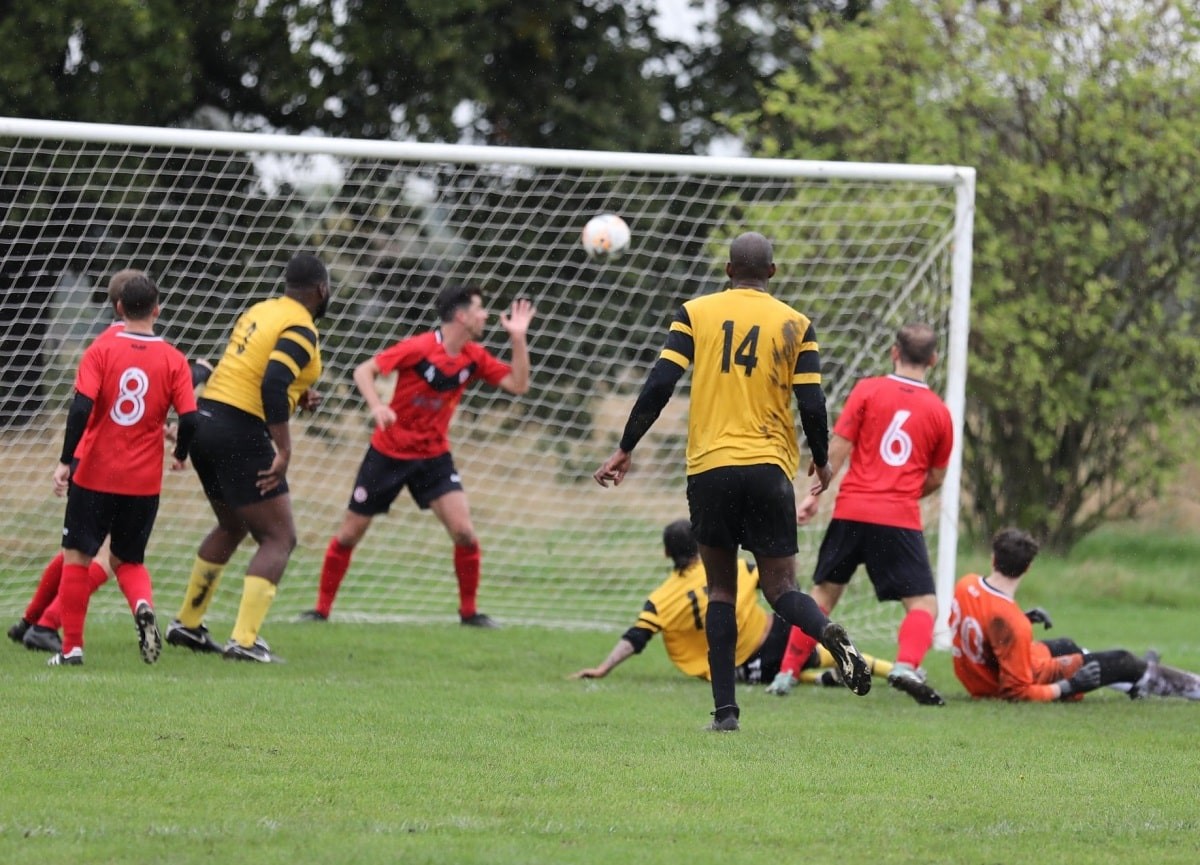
[580,213,631,257]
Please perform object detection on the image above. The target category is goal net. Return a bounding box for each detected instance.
[0,118,973,645]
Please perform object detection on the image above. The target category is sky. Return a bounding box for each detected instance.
[652,0,713,42]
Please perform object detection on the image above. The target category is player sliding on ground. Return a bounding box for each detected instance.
[950,528,1200,701]
[569,519,892,687]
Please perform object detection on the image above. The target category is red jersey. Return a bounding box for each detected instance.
[71,330,197,496]
[370,330,511,459]
[831,374,953,530]
[949,574,1080,701]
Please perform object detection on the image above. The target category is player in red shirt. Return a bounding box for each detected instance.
[950,528,1200,701]
[300,285,534,627]
[46,273,198,667]
[7,270,215,655]
[767,322,954,705]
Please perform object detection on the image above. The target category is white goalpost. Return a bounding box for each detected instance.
[0,117,973,644]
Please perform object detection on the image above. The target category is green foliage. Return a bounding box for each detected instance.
[0,0,684,151]
[0,1,874,153]
[726,0,1200,550]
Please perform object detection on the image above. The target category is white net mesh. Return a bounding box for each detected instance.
[0,121,969,639]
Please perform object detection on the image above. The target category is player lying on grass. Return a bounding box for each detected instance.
[568,520,892,687]
[950,527,1200,701]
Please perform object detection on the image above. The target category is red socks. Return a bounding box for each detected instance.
[23,552,64,625]
[896,608,935,668]
[34,558,109,629]
[454,543,481,618]
[115,563,153,613]
[315,537,354,617]
[58,563,91,654]
[315,538,483,619]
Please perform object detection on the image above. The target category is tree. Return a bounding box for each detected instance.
[675,0,870,148]
[0,1,688,151]
[725,0,1200,550]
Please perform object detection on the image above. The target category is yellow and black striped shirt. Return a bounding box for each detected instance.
[663,287,820,477]
[203,295,321,420]
[631,559,768,680]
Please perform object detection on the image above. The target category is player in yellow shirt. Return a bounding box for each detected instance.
[166,253,329,663]
[569,520,892,686]
[594,232,872,730]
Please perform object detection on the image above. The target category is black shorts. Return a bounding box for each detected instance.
[686,464,798,557]
[737,614,792,684]
[812,518,935,601]
[190,399,288,509]
[63,483,159,564]
[347,446,463,515]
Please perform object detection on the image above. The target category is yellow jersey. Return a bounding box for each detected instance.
[662,287,819,477]
[203,295,322,420]
[634,558,769,680]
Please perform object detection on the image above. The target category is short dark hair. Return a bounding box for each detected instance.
[662,519,699,571]
[992,528,1039,578]
[896,322,938,366]
[119,274,159,319]
[108,269,146,311]
[285,253,328,291]
[435,285,481,323]
[727,232,774,283]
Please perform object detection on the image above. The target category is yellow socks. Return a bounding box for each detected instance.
[176,557,226,627]
[230,576,277,647]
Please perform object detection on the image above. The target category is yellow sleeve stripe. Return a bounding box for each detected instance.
[660,349,691,370]
[800,340,818,353]
[669,320,693,337]
[792,372,822,385]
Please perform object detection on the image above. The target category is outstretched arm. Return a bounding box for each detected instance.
[497,298,535,395]
[570,621,657,678]
[569,638,637,679]
[593,358,684,487]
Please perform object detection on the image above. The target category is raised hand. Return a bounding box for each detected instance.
[500,298,536,339]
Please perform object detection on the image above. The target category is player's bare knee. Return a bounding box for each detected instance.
[904,594,938,617]
[338,512,372,547]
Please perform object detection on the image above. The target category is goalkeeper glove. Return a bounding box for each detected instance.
[765,671,797,696]
[1057,660,1101,698]
[1024,607,1054,629]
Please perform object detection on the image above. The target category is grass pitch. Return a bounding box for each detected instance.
[2,529,1199,865]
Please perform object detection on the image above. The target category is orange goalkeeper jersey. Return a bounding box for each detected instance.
[949,574,1079,701]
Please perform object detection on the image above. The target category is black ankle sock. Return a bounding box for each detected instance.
[712,704,739,722]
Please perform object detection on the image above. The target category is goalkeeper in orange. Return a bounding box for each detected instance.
[950,527,1200,701]
[569,520,891,687]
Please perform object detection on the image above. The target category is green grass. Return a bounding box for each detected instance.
[2,531,1200,865]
